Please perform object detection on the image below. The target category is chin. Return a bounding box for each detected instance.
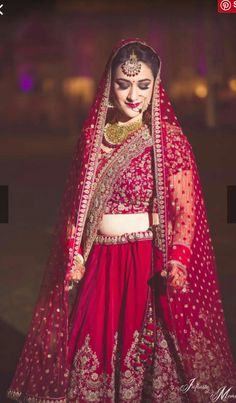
[121,108,140,120]
[126,112,139,119]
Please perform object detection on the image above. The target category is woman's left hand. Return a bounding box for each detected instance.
[162,262,187,290]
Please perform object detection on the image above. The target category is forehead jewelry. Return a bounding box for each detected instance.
[121,50,142,77]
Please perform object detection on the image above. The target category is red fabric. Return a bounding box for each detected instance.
[68,237,83,257]
[7,38,236,403]
[168,244,191,268]
[104,145,158,214]
[66,238,183,402]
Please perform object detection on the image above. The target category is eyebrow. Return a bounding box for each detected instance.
[115,78,152,83]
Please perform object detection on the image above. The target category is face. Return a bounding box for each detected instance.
[111,61,155,122]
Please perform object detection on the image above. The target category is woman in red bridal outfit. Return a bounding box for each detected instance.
[7,39,236,402]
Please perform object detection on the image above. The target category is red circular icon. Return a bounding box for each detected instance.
[219,0,231,10]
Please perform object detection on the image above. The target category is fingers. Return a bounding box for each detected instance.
[71,262,86,282]
[160,270,168,278]
[66,261,85,284]
[66,272,81,283]
[166,264,187,290]
[168,273,186,288]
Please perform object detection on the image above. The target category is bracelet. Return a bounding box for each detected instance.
[74,253,85,266]
[70,258,86,282]
[167,260,187,275]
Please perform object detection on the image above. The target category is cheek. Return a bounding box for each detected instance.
[113,88,126,104]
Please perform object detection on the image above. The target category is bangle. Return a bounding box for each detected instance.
[167,260,187,275]
[74,253,85,266]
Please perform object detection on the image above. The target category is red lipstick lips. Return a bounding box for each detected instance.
[125,102,141,109]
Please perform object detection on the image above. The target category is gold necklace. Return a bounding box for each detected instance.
[103,118,143,148]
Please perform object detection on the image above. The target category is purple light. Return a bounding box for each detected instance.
[20,73,34,92]
[198,55,207,77]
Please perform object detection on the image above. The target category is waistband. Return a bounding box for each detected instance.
[94,226,157,245]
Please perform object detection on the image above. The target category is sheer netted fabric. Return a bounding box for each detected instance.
[7,38,236,403]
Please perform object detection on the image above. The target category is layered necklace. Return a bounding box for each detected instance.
[103,117,143,148]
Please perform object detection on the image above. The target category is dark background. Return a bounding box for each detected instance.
[0,0,236,401]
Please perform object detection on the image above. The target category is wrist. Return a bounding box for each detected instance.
[167,259,187,275]
[168,243,191,268]
[69,253,85,286]
[74,253,85,266]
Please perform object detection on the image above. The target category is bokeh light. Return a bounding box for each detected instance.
[194,83,208,98]
[63,77,95,105]
[229,78,236,92]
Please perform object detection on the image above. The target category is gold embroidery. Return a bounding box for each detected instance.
[71,76,111,269]
[152,81,168,275]
[94,227,155,245]
[182,317,236,390]
[6,389,67,403]
[165,121,193,177]
[153,220,173,251]
[151,327,184,403]
[67,307,184,402]
[104,143,157,215]
[67,333,118,402]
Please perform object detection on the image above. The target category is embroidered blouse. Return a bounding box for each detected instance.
[68,129,193,272]
[103,145,158,214]
[97,139,191,271]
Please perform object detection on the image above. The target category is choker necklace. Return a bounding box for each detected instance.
[103,118,143,148]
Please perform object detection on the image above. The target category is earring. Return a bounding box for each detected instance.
[142,100,150,113]
[108,100,115,109]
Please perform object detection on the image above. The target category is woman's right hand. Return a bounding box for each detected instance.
[66,261,85,283]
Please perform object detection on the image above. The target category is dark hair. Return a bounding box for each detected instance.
[111,42,160,79]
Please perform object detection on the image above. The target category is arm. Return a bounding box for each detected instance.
[167,168,196,276]
[162,122,196,289]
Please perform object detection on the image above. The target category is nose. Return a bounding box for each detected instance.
[127,84,138,102]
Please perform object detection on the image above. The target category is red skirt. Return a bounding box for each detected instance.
[67,228,187,402]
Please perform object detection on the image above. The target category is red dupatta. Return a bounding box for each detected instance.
[7,38,236,403]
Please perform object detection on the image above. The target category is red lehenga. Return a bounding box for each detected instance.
[7,39,236,403]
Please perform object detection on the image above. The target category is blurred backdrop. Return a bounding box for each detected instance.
[0,0,236,137]
[0,0,235,401]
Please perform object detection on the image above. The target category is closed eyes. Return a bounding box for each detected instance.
[115,79,151,91]
[118,84,150,90]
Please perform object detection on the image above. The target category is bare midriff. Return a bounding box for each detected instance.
[98,212,159,236]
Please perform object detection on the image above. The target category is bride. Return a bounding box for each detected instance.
[7,38,236,403]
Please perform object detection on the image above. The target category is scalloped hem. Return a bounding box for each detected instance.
[7,389,67,403]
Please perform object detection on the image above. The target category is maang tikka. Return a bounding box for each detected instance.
[121,50,141,77]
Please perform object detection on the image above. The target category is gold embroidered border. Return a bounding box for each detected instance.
[152,80,167,268]
[94,227,155,245]
[71,78,111,272]
[7,389,67,403]
[67,316,184,402]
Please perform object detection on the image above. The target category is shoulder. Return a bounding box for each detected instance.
[164,121,193,152]
[163,122,193,173]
